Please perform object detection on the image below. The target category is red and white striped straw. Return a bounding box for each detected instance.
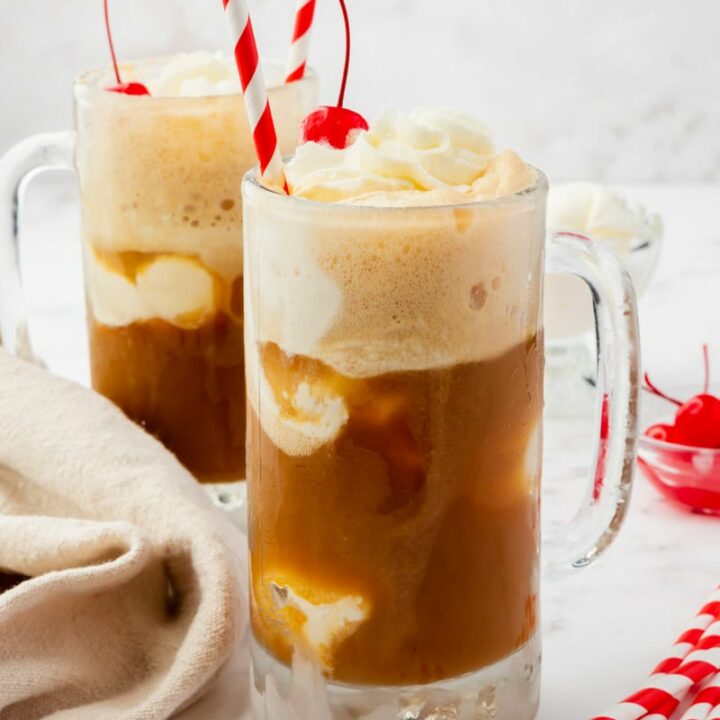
[655,591,720,675]
[592,587,720,720]
[285,0,317,82]
[680,673,720,720]
[222,0,286,190]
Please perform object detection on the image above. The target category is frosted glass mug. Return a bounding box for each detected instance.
[243,168,640,720]
[0,58,317,516]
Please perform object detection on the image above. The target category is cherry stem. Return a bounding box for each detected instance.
[337,0,351,108]
[104,0,122,85]
[703,343,710,394]
[643,372,683,407]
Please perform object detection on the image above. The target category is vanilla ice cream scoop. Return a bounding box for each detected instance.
[146,51,241,97]
[547,183,662,262]
[271,582,368,671]
[253,566,370,674]
[545,183,663,340]
[85,249,218,327]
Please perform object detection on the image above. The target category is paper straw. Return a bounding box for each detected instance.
[592,587,720,720]
[222,0,286,190]
[655,592,720,674]
[286,0,317,82]
[680,673,720,720]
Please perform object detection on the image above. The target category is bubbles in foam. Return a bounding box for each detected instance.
[244,180,546,458]
[469,282,488,310]
[246,185,544,380]
[75,55,317,281]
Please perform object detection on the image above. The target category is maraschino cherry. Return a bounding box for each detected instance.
[644,423,677,443]
[299,0,368,149]
[644,344,720,448]
[103,0,150,96]
[675,395,720,448]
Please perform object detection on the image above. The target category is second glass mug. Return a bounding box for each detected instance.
[243,169,640,719]
[0,57,318,513]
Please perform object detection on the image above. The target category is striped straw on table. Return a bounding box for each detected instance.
[222,0,287,190]
[680,673,720,720]
[655,591,720,675]
[592,586,720,720]
[286,0,317,82]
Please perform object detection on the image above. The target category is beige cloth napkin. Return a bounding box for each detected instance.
[0,350,246,720]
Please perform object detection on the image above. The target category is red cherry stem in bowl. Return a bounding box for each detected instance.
[643,372,682,406]
[642,344,720,449]
[643,344,713,407]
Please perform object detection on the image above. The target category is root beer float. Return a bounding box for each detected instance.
[76,52,317,483]
[231,0,638,716]
[244,105,546,717]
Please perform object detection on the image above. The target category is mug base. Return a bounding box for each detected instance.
[251,633,541,720]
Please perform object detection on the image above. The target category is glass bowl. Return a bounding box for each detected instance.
[638,434,720,514]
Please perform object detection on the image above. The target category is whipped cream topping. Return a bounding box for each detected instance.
[145,51,241,97]
[286,107,534,203]
[547,183,663,260]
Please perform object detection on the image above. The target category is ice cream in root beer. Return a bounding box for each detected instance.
[77,50,316,482]
[245,102,544,693]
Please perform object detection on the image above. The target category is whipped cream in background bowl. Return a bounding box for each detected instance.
[543,182,663,417]
[544,182,663,340]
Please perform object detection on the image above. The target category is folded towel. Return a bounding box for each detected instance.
[0,350,245,720]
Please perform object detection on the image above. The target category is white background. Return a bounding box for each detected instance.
[2,0,720,181]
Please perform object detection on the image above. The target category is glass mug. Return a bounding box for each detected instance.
[0,57,318,514]
[243,169,639,719]
[544,200,661,418]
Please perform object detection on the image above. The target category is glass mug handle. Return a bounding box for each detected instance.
[629,225,663,296]
[0,131,76,361]
[544,230,640,572]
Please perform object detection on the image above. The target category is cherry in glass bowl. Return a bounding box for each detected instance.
[638,354,720,514]
[638,434,720,515]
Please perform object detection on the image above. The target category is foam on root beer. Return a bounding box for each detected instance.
[79,52,309,328]
[246,106,539,455]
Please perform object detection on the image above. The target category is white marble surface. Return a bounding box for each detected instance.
[2,0,720,181]
[14,180,720,719]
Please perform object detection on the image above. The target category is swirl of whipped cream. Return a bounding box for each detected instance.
[547,183,663,255]
[146,51,241,97]
[286,107,498,202]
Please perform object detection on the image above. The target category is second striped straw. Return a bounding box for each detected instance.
[680,674,720,720]
[286,0,317,82]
